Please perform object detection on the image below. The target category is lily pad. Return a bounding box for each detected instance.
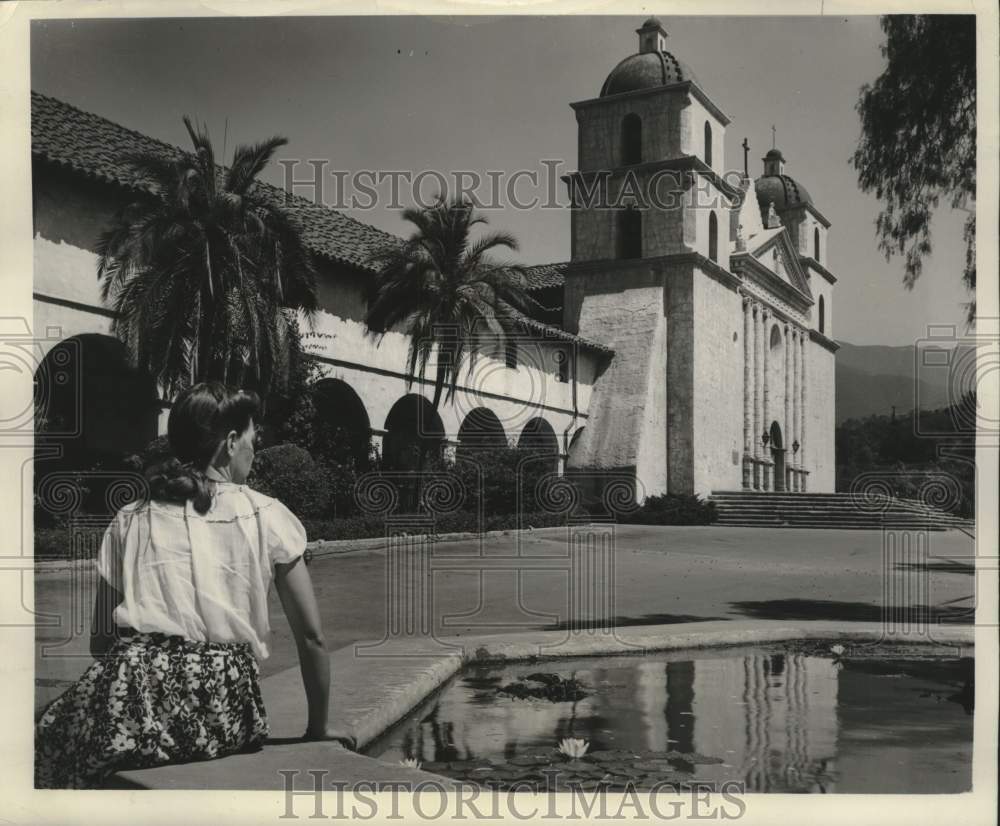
[589,749,642,763]
[497,675,589,702]
[631,758,676,771]
[509,753,556,767]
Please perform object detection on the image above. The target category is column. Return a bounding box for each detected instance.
[761,308,771,491]
[752,302,763,490]
[800,331,808,492]
[783,323,791,492]
[370,428,386,462]
[791,328,800,492]
[742,295,753,489]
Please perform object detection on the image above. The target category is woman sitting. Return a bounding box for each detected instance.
[35,382,354,788]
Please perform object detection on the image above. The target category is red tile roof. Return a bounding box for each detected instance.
[30,91,401,273]
[30,92,610,355]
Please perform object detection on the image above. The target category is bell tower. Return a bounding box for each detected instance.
[565,18,731,268]
[561,20,745,503]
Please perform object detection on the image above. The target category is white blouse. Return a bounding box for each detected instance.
[96,483,307,660]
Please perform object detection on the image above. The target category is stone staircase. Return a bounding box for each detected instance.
[708,491,975,531]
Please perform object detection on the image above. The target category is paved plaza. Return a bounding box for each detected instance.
[35,525,977,713]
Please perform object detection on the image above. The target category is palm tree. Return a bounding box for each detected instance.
[364,195,538,411]
[96,117,318,398]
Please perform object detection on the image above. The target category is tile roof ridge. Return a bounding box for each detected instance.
[32,89,185,160]
[31,89,406,266]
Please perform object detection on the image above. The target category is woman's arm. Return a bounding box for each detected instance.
[273,556,356,749]
[89,577,124,659]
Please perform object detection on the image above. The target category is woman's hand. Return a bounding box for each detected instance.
[303,725,357,751]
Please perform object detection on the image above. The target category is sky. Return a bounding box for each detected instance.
[29,14,975,347]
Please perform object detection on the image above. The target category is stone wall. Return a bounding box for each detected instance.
[691,268,744,495]
[808,270,834,339]
[33,166,128,360]
[576,90,687,171]
[678,95,726,175]
[570,173,730,268]
[563,264,667,498]
[575,86,726,174]
[664,263,694,494]
[305,304,595,449]
[806,338,837,492]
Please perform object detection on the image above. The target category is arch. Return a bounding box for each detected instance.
[383,394,445,472]
[703,121,713,167]
[819,295,826,334]
[35,334,159,456]
[313,378,371,468]
[813,227,821,261]
[617,206,642,260]
[622,113,642,165]
[769,420,783,450]
[708,211,719,262]
[518,417,560,474]
[769,420,785,492]
[458,407,507,453]
[34,334,160,524]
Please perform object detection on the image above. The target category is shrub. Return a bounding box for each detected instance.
[453,445,554,516]
[35,524,107,560]
[248,444,331,519]
[624,493,717,526]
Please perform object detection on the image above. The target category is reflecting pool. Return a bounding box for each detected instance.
[367,641,973,793]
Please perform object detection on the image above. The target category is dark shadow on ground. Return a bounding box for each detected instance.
[545,614,729,631]
[729,599,974,625]
[894,561,975,576]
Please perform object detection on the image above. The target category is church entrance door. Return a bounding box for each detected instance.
[769,421,785,492]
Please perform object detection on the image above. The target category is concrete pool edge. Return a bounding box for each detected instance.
[114,619,974,790]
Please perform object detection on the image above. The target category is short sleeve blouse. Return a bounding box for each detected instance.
[96,483,307,660]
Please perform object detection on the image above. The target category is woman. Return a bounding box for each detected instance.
[35,382,355,789]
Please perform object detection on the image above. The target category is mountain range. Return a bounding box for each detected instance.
[834,341,977,424]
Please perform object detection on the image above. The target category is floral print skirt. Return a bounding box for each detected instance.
[35,632,269,789]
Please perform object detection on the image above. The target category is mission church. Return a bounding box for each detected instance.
[31,18,836,504]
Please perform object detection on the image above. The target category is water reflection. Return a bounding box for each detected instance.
[369,646,972,793]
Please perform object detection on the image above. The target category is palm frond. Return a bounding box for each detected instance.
[225,136,290,195]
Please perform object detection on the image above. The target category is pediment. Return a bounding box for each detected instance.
[748,229,812,300]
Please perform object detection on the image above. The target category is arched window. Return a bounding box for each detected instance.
[704,121,713,167]
[618,206,642,259]
[622,114,642,165]
[819,295,826,334]
[814,227,820,261]
[708,211,718,262]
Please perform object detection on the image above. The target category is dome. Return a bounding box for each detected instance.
[755,173,813,212]
[600,51,701,97]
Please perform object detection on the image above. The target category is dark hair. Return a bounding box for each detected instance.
[145,382,261,514]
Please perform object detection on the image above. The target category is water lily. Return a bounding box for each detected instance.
[399,758,422,769]
[557,738,590,759]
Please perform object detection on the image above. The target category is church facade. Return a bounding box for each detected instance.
[30,18,836,502]
[558,18,837,497]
